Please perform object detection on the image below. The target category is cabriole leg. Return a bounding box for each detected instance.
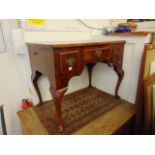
[50,87,67,132]
[86,64,95,87]
[32,71,43,105]
[114,66,124,98]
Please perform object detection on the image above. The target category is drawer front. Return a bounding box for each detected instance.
[58,48,82,74]
[83,45,113,62]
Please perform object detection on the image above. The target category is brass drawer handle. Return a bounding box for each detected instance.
[95,50,102,58]
[66,58,75,66]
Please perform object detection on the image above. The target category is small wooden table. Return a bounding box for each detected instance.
[27,40,126,131]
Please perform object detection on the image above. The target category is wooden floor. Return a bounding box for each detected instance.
[20,101,135,135]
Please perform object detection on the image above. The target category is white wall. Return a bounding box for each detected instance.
[0,20,22,134]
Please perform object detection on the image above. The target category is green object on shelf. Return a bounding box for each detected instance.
[102,27,114,35]
[118,23,137,27]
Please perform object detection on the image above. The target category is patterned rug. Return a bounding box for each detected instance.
[18,87,124,135]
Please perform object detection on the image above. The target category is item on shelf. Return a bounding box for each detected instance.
[127,19,155,23]
[114,22,137,33]
[114,28,131,33]
[118,23,131,27]
[102,27,115,35]
[118,22,137,28]
[21,99,33,109]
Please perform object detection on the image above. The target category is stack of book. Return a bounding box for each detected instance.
[114,23,137,33]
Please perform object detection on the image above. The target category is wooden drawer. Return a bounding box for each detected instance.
[83,45,113,62]
[58,47,82,74]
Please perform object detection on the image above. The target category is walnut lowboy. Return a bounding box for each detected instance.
[27,40,126,132]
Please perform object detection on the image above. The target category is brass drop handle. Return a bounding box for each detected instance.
[95,50,102,58]
[66,57,75,67]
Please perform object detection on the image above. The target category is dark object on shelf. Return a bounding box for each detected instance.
[0,105,7,135]
[117,22,137,31]
[127,19,155,23]
[115,28,131,33]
